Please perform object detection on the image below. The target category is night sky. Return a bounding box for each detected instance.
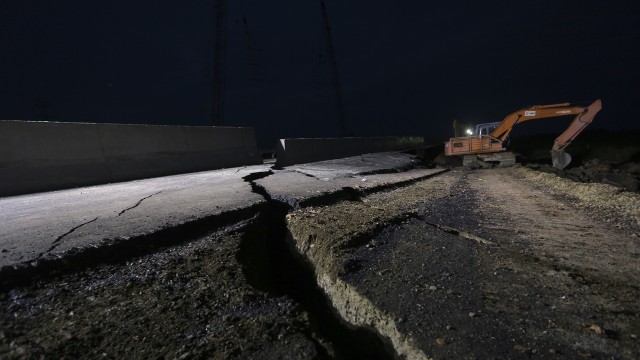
[1,1,639,148]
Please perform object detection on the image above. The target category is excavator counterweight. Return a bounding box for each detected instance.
[444,100,602,169]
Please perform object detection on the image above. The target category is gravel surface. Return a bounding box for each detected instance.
[516,166,640,229]
[287,167,640,359]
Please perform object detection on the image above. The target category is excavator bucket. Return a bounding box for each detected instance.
[551,150,572,170]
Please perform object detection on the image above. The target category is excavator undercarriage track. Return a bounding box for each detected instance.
[463,152,516,169]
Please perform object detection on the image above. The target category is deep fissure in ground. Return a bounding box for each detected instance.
[238,175,397,359]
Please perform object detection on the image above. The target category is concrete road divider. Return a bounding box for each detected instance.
[276,136,425,167]
[0,121,262,196]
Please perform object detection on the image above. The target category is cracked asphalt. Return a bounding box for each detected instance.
[0,165,269,275]
[0,153,431,281]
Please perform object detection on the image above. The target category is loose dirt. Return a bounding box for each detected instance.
[287,166,640,359]
[0,223,319,360]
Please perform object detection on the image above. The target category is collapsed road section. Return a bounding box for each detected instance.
[1,152,639,359]
[0,152,441,358]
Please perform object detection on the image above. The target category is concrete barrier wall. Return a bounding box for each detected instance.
[0,121,262,196]
[276,136,425,167]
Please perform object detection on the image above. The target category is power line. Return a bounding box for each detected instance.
[212,0,228,126]
[320,0,347,136]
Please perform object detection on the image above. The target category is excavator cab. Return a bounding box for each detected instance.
[474,122,502,136]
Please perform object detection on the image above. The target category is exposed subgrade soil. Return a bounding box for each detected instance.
[286,167,640,359]
[0,221,322,360]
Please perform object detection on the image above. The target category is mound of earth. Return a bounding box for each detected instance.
[508,130,640,192]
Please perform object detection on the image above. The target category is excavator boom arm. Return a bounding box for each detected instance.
[489,101,601,142]
[551,99,602,151]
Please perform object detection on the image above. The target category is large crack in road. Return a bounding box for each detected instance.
[240,170,397,359]
[1,168,416,359]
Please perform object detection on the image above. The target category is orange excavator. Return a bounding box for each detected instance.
[444,100,602,170]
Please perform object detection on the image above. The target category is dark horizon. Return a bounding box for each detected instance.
[1,1,639,148]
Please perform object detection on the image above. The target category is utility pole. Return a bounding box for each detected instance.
[319,0,347,136]
[212,0,228,126]
[239,1,262,84]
